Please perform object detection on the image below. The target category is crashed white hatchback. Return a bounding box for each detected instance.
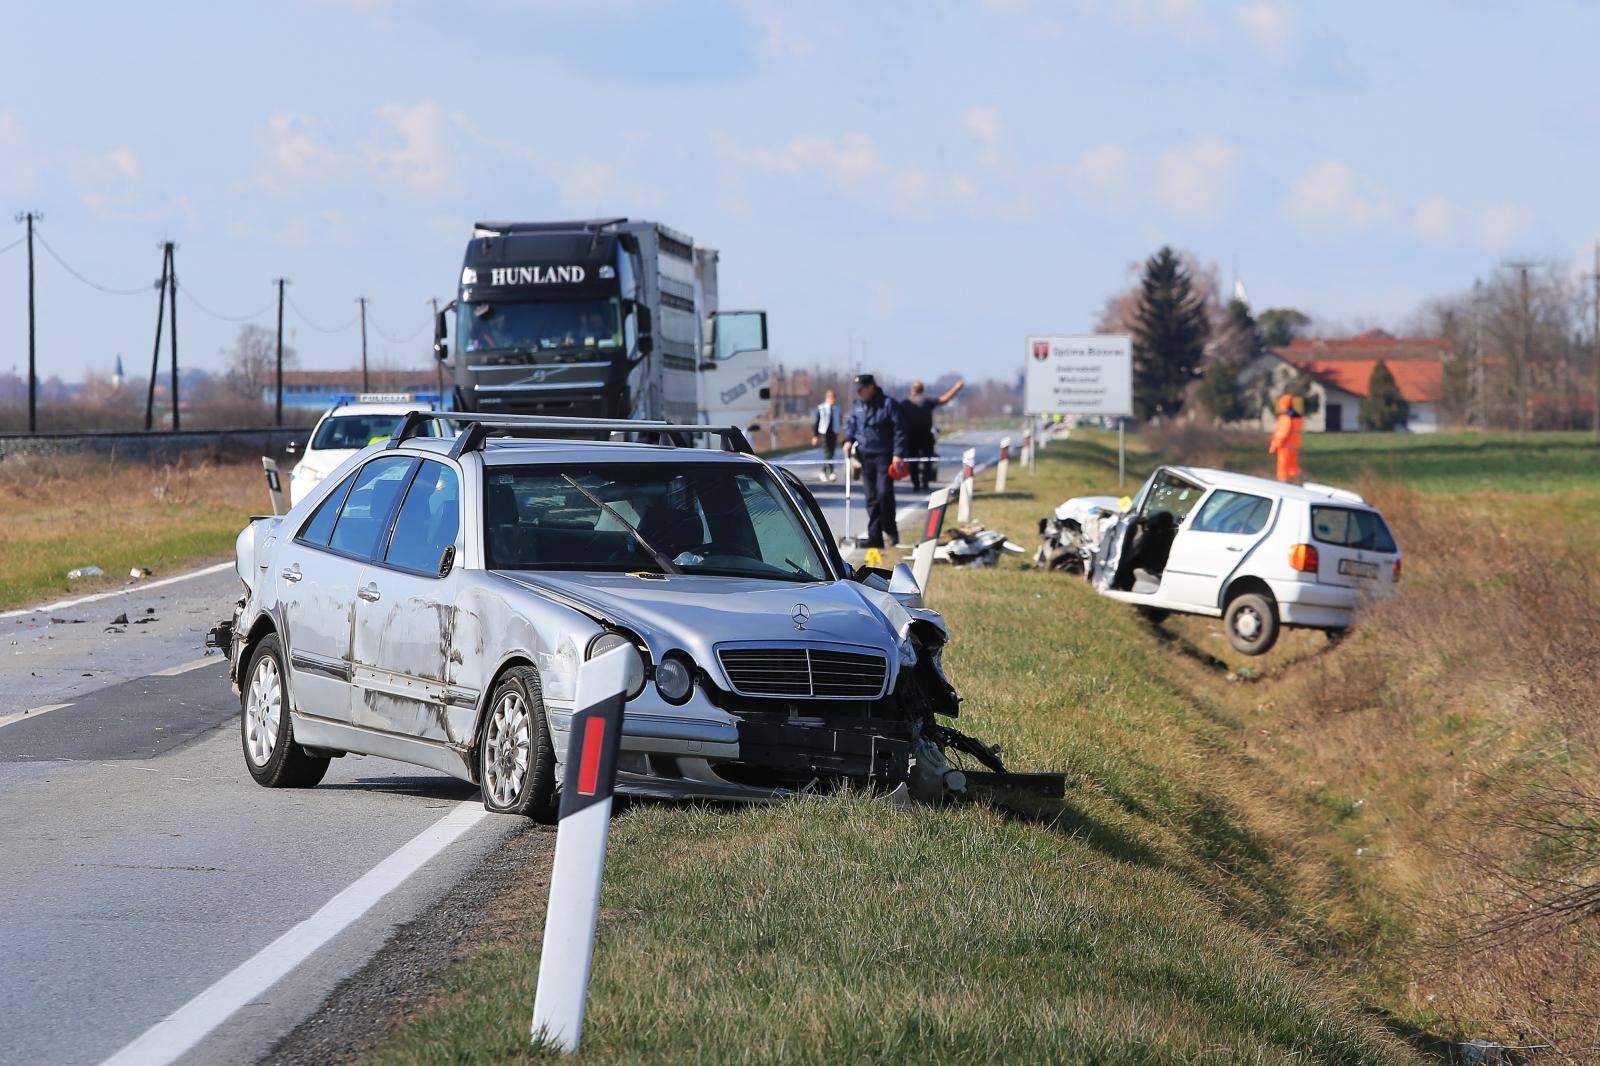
[1054,466,1401,654]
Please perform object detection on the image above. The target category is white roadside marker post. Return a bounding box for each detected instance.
[995,437,1011,493]
[956,447,976,524]
[261,457,287,516]
[1021,424,1033,471]
[530,644,644,1054]
[910,486,951,596]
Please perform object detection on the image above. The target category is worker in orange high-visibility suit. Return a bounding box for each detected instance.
[1269,394,1304,483]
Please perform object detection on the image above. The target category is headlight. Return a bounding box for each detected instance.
[655,654,694,704]
[586,631,647,700]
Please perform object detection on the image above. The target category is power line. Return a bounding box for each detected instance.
[369,312,431,345]
[0,233,25,256]
[175,279,274,323]
[285,292,359,334]
[32,227,157,296]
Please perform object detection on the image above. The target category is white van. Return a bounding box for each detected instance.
[1078,467,1401,654]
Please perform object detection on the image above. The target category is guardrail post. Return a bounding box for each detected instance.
[911,486,950,595]
[530,645,643,1054]
[261,457,287,516]
[995,437,1010,493]
[956,447,976,523]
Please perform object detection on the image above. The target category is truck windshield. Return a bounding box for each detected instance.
[484,463,830,582]
[459,299,622,354]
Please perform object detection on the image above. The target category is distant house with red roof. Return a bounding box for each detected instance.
[1234,330,1446,433]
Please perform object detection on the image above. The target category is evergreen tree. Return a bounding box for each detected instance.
[1196,359,1248,423]
[1131,246,1209,420]
[1360,360,1408,430]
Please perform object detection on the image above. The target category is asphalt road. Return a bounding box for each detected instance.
[0,426,1017,1066]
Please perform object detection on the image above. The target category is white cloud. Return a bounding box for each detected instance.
[1106,0,1216,42]
[1156,134,1237,221]
[1411,196,1453,242]
[1285,160,1392,231]
[718,131,958,218]
[1476,202,1533,251]
[106,147,142,181]
[550,158,662,213]
[366,101,460,197]
[255,113,348,194]
[964,106,1004,166]
[1072,143,1132,206]
[1232,2,1293,60]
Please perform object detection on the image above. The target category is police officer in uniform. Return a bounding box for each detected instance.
[842,374,907,549]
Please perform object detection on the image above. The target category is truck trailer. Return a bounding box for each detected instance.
[433,218,770,428]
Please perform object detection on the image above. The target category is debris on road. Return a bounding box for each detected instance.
[934,524,1025,568]
[66,565,104,580]
[110,613,129,626]
[130,567,154,578]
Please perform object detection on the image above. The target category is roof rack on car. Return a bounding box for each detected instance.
[385,411,755,459]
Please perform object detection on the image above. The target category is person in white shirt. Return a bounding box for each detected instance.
[811,389,842,482]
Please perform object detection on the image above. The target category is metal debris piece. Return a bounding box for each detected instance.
[66,566,104,580]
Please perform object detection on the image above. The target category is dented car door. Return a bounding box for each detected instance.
[349,458,467,745]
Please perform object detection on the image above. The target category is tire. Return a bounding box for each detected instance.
[1224,592,1279,656]
[478,665,557,819]
[241,633,330,788]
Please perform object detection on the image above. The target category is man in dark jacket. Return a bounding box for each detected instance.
[842,373,907,549]
[899,378,965,491]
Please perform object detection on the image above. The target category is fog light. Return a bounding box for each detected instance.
[655,655,693,704]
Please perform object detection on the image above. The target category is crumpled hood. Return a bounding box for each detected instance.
[498,571,906,678]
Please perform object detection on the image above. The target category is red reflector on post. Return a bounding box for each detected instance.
[1288,543,1319,572]
[576,718,606,796]
[924,506,943,541]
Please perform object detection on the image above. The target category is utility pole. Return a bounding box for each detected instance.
[168,242,180,431]
[357,297,370,392]
[274,278,289,425]
[1591,243,1599,442]
[16,211,39,432]
[144,243,171,431]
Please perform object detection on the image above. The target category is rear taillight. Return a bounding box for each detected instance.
[1289,543,1319,573]
[1392,557,1401,582]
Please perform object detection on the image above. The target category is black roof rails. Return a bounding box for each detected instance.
[386,411,754,459]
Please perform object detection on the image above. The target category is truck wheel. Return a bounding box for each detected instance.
[241,633,330,788]
[1225,593,1279,656]
[478,665,557,820]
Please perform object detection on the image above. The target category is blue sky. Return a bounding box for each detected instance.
[3,0,1598,383]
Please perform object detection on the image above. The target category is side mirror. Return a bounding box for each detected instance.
[433,309,449,361]
[438,544,456,578]
[888,562,922,607]
[635,305,654,356]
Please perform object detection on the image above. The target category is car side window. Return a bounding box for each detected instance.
[328,456,418,559]
[384,461,461,575]
[1191,490,1272,535]
[298,468,360,546]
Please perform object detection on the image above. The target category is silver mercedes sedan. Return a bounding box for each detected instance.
[218,415,988,817]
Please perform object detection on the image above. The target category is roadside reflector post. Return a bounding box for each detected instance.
[911,486,950,595]
[956,447,976,523]
[841,449,855,548]
[995,437,1011,493]
[261,457,287,516]
[530,644,642,1054]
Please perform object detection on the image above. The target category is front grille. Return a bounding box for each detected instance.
[717,646,888,699]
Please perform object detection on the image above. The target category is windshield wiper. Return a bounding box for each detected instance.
[560,475,680,576]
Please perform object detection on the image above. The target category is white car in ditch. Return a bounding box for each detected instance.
[215,414,1004,818]
[1063,466,1400,654]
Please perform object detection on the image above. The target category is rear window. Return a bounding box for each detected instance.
[1310,506,1397,553]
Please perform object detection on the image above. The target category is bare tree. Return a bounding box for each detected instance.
[221,323,296,403]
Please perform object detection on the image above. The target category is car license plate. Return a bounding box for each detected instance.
[1338,559,1379,580]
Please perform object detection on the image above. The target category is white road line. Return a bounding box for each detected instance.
[0,702,73,731]
[99,799,490,1066]
[0,561,234,620]
[149,656,224,677]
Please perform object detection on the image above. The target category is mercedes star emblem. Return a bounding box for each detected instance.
[791,603,810,631]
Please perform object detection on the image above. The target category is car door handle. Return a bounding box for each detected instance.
[1225,545,1245,552]
[280,565,302,582]
[356,582,381,602]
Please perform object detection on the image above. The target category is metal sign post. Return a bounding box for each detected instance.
[910,486,951,595]
[530,644,644,1054]
[1117,418,1125,488]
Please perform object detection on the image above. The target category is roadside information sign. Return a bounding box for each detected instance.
[1024,334,1133,417]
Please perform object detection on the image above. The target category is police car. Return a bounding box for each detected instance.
[288,395,445,507]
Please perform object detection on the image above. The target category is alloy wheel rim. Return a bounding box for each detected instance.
[484,691,531,807]
[246,655,282,766]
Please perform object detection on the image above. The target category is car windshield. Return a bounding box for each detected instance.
[311,413,436,450]
[484,462,830,582]
[459,299,622,355]
[1142,472,1205,523]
